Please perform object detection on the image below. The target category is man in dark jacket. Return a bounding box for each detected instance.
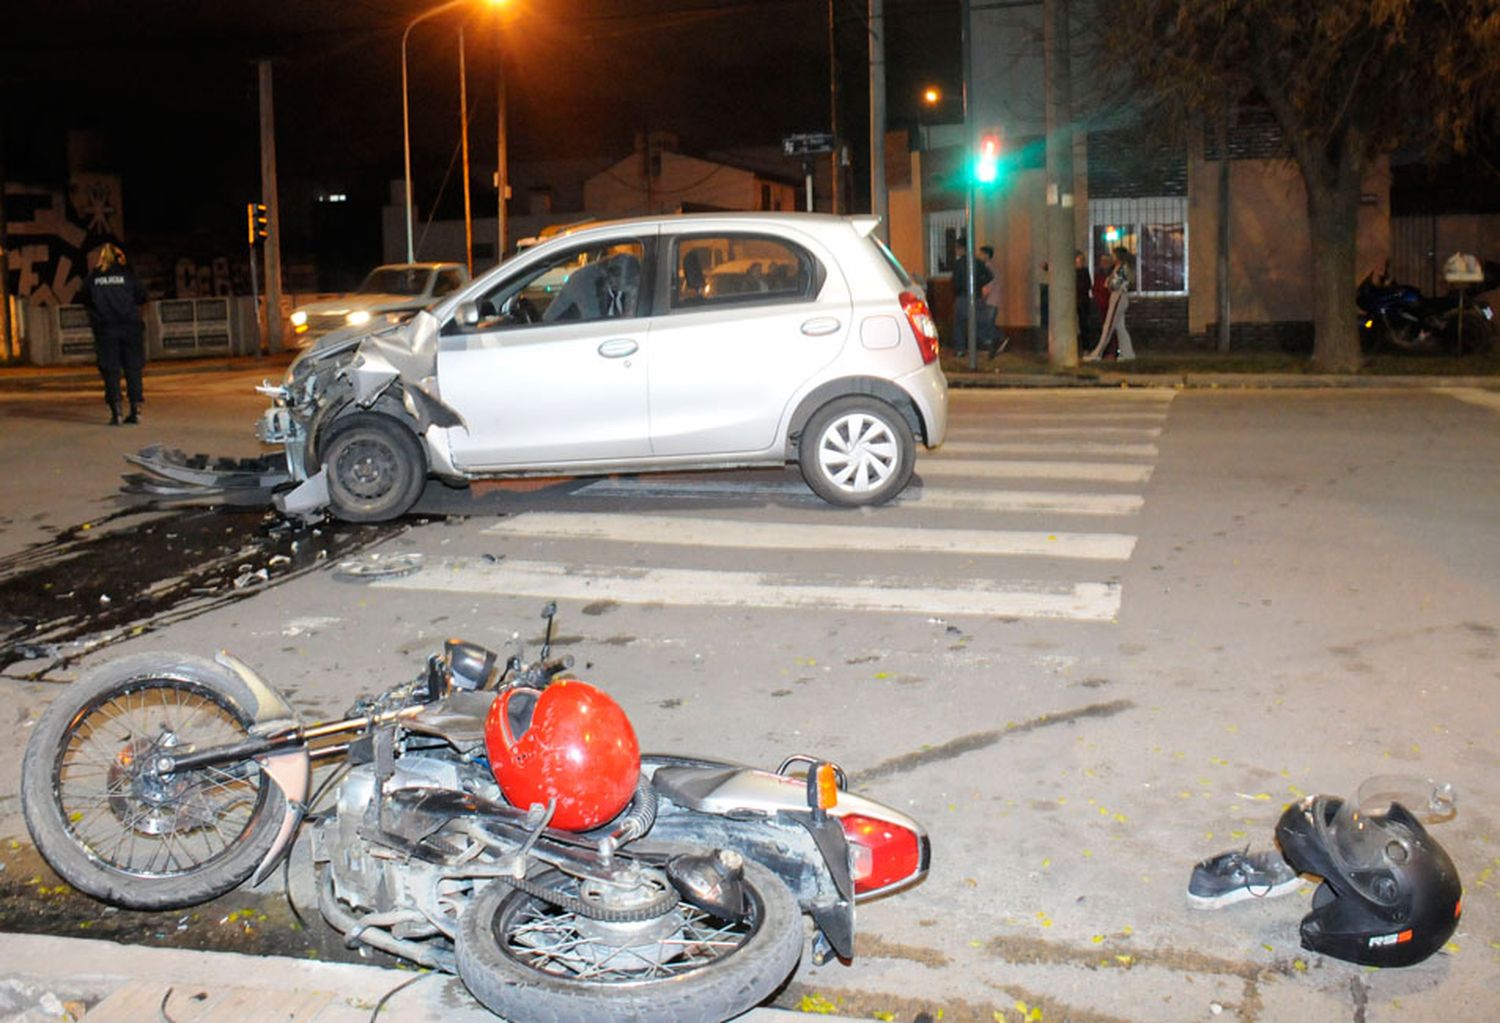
[80,243,149,425]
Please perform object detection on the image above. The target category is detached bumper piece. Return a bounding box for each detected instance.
[122,444,292,507]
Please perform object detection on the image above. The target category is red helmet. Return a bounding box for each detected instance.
[484,680,640,832]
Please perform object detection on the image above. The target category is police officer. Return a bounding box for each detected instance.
[80,243,149,425]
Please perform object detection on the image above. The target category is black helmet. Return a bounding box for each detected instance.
[1275,794,1461,967]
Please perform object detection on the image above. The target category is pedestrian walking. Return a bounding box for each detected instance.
[951,236,994,356]
[1083,246,1135,362]
[1073,250,1094,347]
[80,243,149,425]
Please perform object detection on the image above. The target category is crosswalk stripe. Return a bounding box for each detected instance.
[936,440,1160,457]
[917,459,1152,483]
[943,410,1169,423]
[483,512,1137,561]
[573,478,1144,515]
[947,425,1161,438]
[950,389,1176,402]
[375,557,1123,621]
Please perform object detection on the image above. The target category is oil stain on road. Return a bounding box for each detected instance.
[0,507,403,679]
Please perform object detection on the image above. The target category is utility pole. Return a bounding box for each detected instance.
[868,0,887,238]
[258,59,284,354]
[828,0,840,214]
[459,26,474,276]
[495,36,508,262]
[1043,0,1078,367]
[0,124,12,364]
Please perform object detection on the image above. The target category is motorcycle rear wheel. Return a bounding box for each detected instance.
[20,653,287,910]
[455,859,803,1023]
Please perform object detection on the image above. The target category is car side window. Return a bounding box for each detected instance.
[671,234,820,311]
[433,268,465,296]
[453,240,647,333]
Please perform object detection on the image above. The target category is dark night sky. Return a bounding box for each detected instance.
[3,0,959,251]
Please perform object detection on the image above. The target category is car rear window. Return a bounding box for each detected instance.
[670,234,822,310]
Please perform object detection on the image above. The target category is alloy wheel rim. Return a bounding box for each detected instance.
[817,412,898,493]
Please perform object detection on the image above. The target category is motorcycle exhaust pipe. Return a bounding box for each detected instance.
[318,869,455,972]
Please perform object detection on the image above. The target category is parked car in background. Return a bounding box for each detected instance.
[288,262,469,347]
[261,213,948,522]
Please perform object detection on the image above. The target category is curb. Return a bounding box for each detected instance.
[0,932,845,1023]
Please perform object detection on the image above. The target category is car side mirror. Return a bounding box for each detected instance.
[455,300,480,328]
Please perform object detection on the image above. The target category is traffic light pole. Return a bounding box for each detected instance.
[961,0,978,372]
[247,235,263,356]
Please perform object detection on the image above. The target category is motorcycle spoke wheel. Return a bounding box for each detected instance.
[55,682,266,879]
[456,860,803,1023]
[22,653,289,910]
[504,879,748,981]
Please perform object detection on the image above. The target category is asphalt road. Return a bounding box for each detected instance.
[2,369,1500,1022]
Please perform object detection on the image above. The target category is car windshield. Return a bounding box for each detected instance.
[358,267,430,296]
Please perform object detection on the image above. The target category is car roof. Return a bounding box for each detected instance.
[549,212,881,240]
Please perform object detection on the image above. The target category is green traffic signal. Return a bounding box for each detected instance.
[974,132,1002,186]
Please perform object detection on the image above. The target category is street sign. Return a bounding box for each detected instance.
[783,132,835,157]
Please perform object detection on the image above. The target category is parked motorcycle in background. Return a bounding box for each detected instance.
[1356,257,1499,355]
[20,604,929,1023]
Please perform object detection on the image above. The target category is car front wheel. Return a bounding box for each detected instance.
[320,413,427,522]
[798,396,915,507]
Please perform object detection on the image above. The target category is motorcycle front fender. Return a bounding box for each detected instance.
[212,651,311,887]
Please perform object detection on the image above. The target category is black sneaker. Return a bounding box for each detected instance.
[1187,847,1304,909]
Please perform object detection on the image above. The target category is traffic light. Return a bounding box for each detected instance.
[246,202,269,245]
[974,131,1002,186]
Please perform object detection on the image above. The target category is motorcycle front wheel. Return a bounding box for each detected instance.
[20,653,288,910]
[455,859,803,1023]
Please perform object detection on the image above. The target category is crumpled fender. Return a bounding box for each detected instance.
[335,312,466,435]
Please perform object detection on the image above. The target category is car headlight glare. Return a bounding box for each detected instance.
[347,310,372,326]
[290,310,308,327]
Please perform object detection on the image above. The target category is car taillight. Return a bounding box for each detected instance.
[838,812,925,896]
[899,291,940,365]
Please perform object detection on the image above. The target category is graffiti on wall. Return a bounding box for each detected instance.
[3,175,125,306]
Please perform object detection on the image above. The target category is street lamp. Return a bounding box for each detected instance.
[402,0,506,264]
[922,85,941,107]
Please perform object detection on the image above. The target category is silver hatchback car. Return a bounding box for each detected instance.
[260,213,949,522]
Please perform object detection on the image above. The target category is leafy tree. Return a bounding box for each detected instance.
[1106,1,1500,371]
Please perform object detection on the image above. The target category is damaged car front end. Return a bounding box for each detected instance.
[254,313,466,522]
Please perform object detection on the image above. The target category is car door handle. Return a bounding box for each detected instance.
[801,317,841,336]
[597,339,639,358]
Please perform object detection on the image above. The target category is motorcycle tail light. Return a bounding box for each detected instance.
[838,812,925,896]
[1364,319,1374,329]
[899,291,940,365]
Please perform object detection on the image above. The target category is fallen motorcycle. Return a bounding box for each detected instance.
[20,604,928,1023]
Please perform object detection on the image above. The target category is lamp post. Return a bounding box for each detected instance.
[402,0,506,264]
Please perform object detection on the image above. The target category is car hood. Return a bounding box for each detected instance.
[288,310,442,402]
[295,293,426,316]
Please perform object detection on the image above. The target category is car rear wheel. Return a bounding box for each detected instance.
[320,413,427,522]
[798,396,915,507]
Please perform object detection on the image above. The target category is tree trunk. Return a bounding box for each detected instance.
[1303,151,1364,373]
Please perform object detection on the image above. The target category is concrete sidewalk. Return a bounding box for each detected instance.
[0,932,846,1023]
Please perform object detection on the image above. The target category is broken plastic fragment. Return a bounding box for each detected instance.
[333,551,425,581]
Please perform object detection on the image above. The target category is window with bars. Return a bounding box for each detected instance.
[928,209,966,275]
[1087,197,1188,296]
